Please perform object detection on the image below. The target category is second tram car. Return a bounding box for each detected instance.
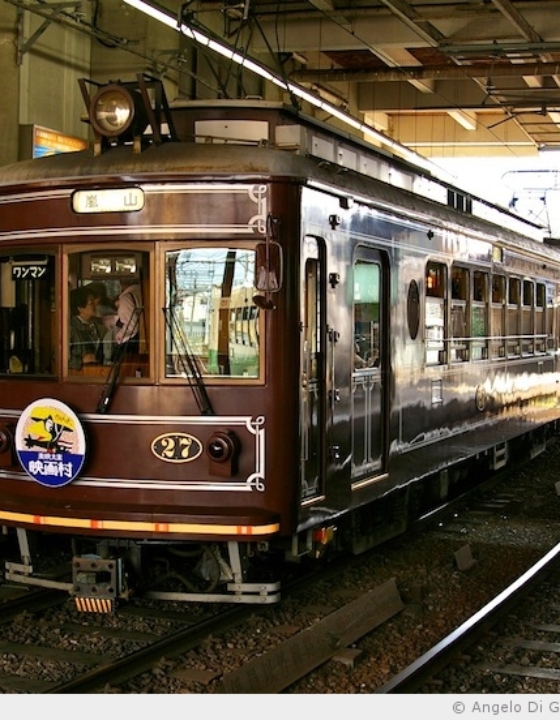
[0,76,559,610]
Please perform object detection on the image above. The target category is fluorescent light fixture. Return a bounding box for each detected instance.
[123,0,437,173]
[124,0,175,28]
[548,111,560,127]
[448,109,477,131]
[291,52,308,66]
[290,85,327,107]
[328,106,362,131]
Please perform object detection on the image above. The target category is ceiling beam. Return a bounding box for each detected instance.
[490,0,542,43]
[364,46,435,93]
[305,0,353,28]
[376,0,444,46]
[292,61,560,84]
[441,41,560,56]
[490,0,560,128]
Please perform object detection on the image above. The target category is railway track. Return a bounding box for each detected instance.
[0,586,243,693]
[1,442,559,694]
[47,604,256,693]
[377,542,560,693]
[0,544,338,693]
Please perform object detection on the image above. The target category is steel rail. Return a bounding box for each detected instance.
[46,604,252,693]
[376,540,560,693]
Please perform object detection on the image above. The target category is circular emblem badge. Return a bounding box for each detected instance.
[475,385,488,412]
[15,399,86,487]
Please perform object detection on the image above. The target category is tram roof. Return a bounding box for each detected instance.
[0,99,558,260]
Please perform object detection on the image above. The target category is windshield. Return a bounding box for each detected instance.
[165,247,261,379]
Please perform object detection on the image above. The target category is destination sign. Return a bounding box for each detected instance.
[72,187,144,214]
[11,258,49,281]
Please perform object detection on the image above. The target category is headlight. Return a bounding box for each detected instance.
[0,428,12,454]
[206,430,240,477]
[207,431,237,463]
[89,84,148,139]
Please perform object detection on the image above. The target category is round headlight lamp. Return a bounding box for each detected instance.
[207,431,240,463]
[0,428,12,454]
[208,433,234,462]
[90,85,148,139]
[206,430,240,477]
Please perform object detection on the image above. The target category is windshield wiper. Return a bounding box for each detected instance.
[163,307,214,416]
[96,308,142,415]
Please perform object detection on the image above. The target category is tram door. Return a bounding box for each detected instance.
[300,236,325,501]
[351,249,386,481]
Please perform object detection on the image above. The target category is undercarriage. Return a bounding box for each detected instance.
[3,529,281,612]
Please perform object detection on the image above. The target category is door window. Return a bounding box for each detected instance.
[0,254,56,376]
[353,261,380,369]
[352,254,384,480]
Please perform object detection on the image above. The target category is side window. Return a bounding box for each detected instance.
[67,250,149,377]
[471,270,488,360]
[353,260,380,370]
[536,283,546,353]
[0,254,56,375]
[521,280,534,354]
[425,261,446,365]
[507,277,521,356]
[304,257,321,383]
[545,282,556,352]
[165,247,260,379]
[451,266,469,362]
[491,274,506,359]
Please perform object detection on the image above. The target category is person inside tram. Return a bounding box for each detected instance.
[115,278,141,346]
[103,278,143,358]
[86,282,118,364]
[354,341,369,369]
[87,282,116,319]
[354,340,380,369]
[69,287,104,370]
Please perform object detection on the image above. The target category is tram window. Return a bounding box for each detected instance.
[491,275,506,359]
[472,272,488,329]
[426,262,445,298]
[0,254,56,376]
[492,275,505,303]
[507,278,521,356]
[425,261,446,365]
[545,282,557,351]
[67,251,149,377]
[508,278,520,305]
[536,283,546,352]
[523,280,534,307]
[472,271,488,360]
[537,284,546,308]
[304,256,321,383]
[353,260,380,369]
[521,280,534,353]
[451,266,469,301]
[165,247,260,379]
[450,266,469,361]
[473,271,487,303]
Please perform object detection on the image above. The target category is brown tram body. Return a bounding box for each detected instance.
[0,85,560,608]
